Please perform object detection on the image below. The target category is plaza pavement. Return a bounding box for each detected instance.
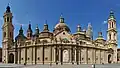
[0,63,120,68]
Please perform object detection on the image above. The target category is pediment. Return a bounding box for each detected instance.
[108,48,114,53]
[55,30,72,42]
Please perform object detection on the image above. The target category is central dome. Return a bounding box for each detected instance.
[54,15,70,32]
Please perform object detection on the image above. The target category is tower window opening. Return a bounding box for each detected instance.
[109,34,111,40]
[114,33,116,40]
[4,18,6,22]
[112,22,114,28]
[10,18,12,22]
[4,32,6,38]
[7,17,9,22]
[10,32,12,38]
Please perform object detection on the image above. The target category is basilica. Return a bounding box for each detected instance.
[2,5,118,65]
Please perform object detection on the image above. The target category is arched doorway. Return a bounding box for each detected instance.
[108,54,111,63]
[63,50,69,62]
[8,53,14,63]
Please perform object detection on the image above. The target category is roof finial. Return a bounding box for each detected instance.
[88,22,92,29]
[100,27,102,32]
[20,24,22,27]
[6,3,11,13]
[109,9,115,20]
[60,13,63,17]
[36,24,39,29]
[29,20,31,24]
[45,20,47,24]
[77,24,81,32]
[110,9,114,14]
[36,24,38,27]
[44,20,48,25]
[8,3,9,6]
[19,24,23,34]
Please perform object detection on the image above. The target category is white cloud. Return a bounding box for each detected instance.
[13,17,27,26]
[0,15,27,27]
[103,20,107,24]
[117,27,120,48]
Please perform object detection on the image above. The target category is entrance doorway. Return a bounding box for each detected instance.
[8,53,14,63]
[108,54,112,63]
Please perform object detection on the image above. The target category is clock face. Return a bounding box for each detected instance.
[108,45,112,48]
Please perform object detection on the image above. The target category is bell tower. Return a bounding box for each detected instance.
[107,10,117,63]
[2,5,14,63]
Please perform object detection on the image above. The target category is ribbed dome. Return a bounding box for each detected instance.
[55,23,67,28]
[54,15,70,32]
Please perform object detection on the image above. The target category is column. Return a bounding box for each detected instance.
[79,48,81,64]
[60,45,63,65]
[32,46,35,64]
[35,46,37,64]
[76,46,79,65]
[43,44,44,65]
[71,46,74,64]
[14,49,18,64]
[31,47,33,64]
[25,47,27,64]
[100,50,101,64]
[92,49,94,64]
[50,45,52,65]
[95,49,96,64]
[74,47,76,64]
[55,44,58,64]
[85,48,88,64]
[19,48,21,64]
[69,47,72,64]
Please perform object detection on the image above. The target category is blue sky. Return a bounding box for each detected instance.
[0,0,120,47]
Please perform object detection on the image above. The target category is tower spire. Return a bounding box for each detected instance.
[107,10,117,63]
[6,3,11,13]
[27,21,33,39]
[2,4,14,63]
[86,23,93,40]
[19,24,23,35]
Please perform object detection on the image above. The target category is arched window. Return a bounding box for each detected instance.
[4,18,6,22]
[114,33,116,40]
[10,32,12,38]
[110,22,112,28]
[112,22,114,28]
[7,17,9,22]
[109,33,111,40]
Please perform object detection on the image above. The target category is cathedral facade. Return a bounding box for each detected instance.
[2,5,118,64]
